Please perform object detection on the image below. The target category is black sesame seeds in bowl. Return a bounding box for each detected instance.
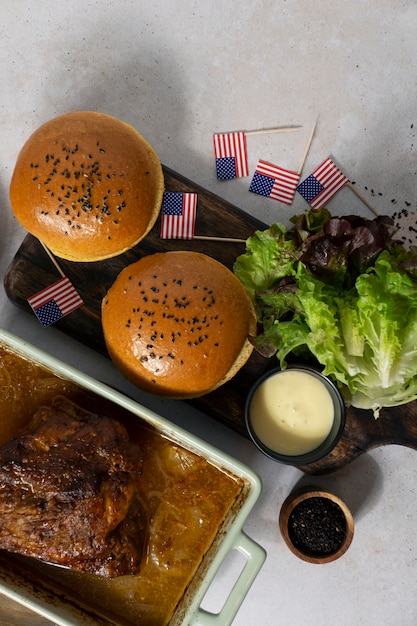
[279,487,354,564]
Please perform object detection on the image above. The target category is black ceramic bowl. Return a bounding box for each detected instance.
[245,365,346,466]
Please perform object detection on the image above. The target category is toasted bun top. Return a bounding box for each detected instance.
[9,111,164,262]
[101,251,256,398]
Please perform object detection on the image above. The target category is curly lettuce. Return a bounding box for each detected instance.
[234,214,417,417]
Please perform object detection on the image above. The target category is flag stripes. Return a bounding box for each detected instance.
[28,276,84,327]
[249,160,300,204]
[28,277,83,315]
[160,192,197,239]
[297,157,349,209]
[213,132,249,179]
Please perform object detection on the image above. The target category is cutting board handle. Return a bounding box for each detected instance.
[193,531,266,626]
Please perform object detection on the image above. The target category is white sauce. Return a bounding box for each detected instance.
[249,369,334,456]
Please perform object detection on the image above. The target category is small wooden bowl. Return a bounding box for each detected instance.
[279,487,354,564]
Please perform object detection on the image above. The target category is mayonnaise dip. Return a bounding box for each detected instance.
[249,369,334,456]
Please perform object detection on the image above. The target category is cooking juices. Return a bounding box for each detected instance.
[0,345,246,626]
[248,369,335,456]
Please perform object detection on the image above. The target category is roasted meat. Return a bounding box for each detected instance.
[0,396,147,578]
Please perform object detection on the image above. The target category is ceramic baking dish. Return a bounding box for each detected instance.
[0,328,265,626]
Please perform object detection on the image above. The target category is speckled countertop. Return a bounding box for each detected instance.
[0,2,416,625]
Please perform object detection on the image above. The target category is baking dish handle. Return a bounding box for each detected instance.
[194,530,266,626]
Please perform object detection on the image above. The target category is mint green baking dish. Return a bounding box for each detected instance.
[0,328,266,626]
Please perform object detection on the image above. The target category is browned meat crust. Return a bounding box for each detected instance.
[0,396,147,578]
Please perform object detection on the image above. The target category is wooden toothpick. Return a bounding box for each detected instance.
[193,235,246,243]
[347,183,380,217]
[39,240,66,277]
[298,117,319,174]
[245,126,302,136]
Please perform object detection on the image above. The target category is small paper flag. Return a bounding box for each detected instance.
[213,132,249,180]
[249,160,300,205]
[297,158,349,209]
[28,276,84,327]
[160,192,197,239]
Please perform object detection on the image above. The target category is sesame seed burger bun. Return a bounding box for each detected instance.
[9,111,164,262]
[101,251,257,398]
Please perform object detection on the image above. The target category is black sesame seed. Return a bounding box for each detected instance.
[288,497,347,556]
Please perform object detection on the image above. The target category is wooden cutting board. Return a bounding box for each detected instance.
[4,164,417,474]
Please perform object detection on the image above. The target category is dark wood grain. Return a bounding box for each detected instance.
[4,164,417,475]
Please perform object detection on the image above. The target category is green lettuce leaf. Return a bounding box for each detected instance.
[234,221,417,418]
[233,222,299,301]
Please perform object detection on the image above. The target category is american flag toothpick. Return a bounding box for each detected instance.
[297,157,380,217]
[297,157,350,209]
[160,192,198,239]
[28,276,84,327]
[249,161,301,205]
[213,125,302,180]
[27,241,84,327]
[160,191,246,243]
[249,118,317,205]
[213,131,249,180]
